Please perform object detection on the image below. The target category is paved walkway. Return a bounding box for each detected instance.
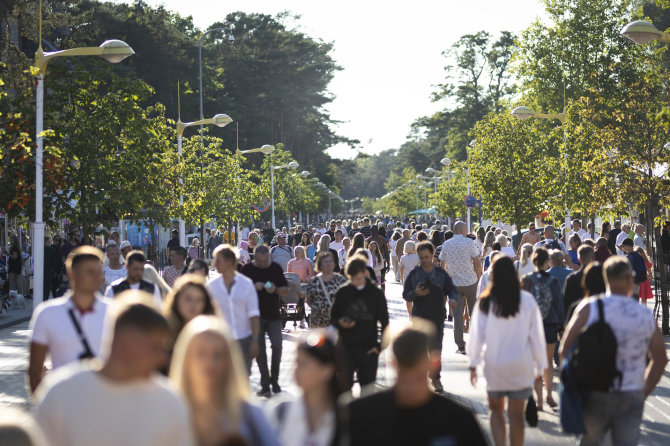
[1,271,669,445]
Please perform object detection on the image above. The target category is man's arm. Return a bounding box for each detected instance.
[28,342,48,393]
[559,301,590,362]
[645,326,669,397]
[472,256,482,280]
[249,316,260,359]
[275,286,290,297]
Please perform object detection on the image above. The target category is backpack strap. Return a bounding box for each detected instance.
[596,297,605,322]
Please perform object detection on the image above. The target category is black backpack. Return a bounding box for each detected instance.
[570,297,622,391]
[543,239,561,251]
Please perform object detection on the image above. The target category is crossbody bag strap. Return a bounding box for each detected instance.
[317,275,332,306]
[67,308,94,358]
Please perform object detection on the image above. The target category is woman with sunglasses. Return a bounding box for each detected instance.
[270,331,340,446]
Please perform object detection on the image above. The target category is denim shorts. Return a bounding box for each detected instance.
[487,388,533,400]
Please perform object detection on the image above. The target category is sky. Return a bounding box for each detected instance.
[114,0,546,159]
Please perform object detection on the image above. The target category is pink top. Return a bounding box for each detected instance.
[287,257,314,283]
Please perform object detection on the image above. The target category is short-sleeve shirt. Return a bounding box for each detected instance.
[206,273,260,340]
[270,245,294,272]
[30,294,110,368]
[585,295,656,391]
[402,266,457,322]
[439,235,479,287]
[240,262,288,320]
[166,237,180,251]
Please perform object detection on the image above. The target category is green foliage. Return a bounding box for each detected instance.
[469,112,555,230]
[429,162,468,221]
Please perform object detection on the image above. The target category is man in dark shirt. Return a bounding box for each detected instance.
[343,323,487,446]
[262,221,276,246]
[622,238,647,299]
[240,245,288,396]
[608,220,621,255]
[325,221,337,240]
[661,220,670,254]
[331,256,389,391]
[359,218,372,239]
[563,245,594,318]
[402,241,456,393]
[166,229,180,260]
[61,229,80,261]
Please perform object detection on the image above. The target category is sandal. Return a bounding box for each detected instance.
[546,397,558,408]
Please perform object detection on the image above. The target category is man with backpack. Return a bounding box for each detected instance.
[621,238,646,299]
[559,257,667,446]
[533,225,567,254]
[269,232,294,272]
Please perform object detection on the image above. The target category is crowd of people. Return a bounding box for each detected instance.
[1,215,668,446]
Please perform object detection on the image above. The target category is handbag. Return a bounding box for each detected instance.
[525,396,538,427]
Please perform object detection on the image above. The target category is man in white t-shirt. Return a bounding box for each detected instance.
[102,243,126,292]
[104,250,162,308]
[615,223,631,256]
[240,226,251,242]
[35,293,195,446]
[560,257,667,446]
[28,246,110,393]
[207,244,260,374]
[568,219,587,240]
[329,229,345,252]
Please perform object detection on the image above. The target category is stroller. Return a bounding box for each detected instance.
[280,272,307,330]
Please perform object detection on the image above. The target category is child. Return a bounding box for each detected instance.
[621,238,646,299]
[330,256,389,392]
[635,246,653,304]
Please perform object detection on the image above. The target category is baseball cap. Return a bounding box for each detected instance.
[119,240,131,249]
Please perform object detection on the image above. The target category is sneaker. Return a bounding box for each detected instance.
[256,387,271,398]
[456,347,466,355]
[272,383,282,394]
[431,378,444,393]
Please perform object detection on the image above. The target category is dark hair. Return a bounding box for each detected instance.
[476,226,486,242]
[479,256,520,318]
[126,250,147,266]
[443,230,453,242]
[392,323,435,367]
[254,245,270,256]
[416,231,428,242]
[392,231,402,242]
[171,229,178,235]
[532,247,549,268]
[416,241,435,254]
[577,245,594,262]
[172,247,187,259]
[582,262,606,297]
[114,301,169,334]
[345,256,368,278]
[187,258,209,274]
[348,233,365,257]
[298,331,339,400]
[429,230,441,247]
[492,242,501,251]
[315,252,336,271]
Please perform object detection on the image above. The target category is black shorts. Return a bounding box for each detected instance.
[544,324,559,344]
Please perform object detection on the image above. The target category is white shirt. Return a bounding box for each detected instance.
[514,260,535,279]
[399,253,420,283]
[533,238,568,254]
[501,246,516,259]
[439,235,479,287]
[271,398,335,446]
[616,231,630,256]
[584,294,656,391]
[476,270,490,298]
[103,266,126,289]
[35,366,194,446]
[207,273,260,340]
[240,227,250,241]
[634,233,646,250]
[582,231,599,241]
[468,291,548,391]
[104,278,163,309]
[329,240,344,252]
[569,228,587,240]
[389,239,398,258]
[30,294,110,369]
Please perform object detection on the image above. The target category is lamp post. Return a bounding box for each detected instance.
[620,20,670,44]
[176,112,233,247]
[198,25,234,255]
[33,2,134,308]
[271,161,299,229]
[236,144,275,156]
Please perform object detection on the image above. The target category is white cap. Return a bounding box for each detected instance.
[119,240,131,249]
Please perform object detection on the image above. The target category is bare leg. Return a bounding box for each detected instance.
[406,301,413,318]
[488,396,506,446]
[508,398,525,446]
[534,376,543,411]
[545,343,556,406]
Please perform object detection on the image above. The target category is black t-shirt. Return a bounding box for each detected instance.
[346,389,487,446]
[167,237,180,251]
[8,245,22,273]
[240,262,287,320]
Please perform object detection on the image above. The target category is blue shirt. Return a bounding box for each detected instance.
[402,265,457,323]
[547,266,573,290]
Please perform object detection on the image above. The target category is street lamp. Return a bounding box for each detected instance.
[621,20,670,44]
[33,2,134,308]
[270,161,299,229]
[236,144,275,155]
[511,106,567,123]
[176,111,233,247]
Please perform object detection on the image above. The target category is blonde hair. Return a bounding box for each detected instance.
[519,243,533,266]
[169,316,249,428]
[495,234,508,247]
[635,246,651,265]
[404,241,416,255]
[318,234,331,253]
[142,264,170,297]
